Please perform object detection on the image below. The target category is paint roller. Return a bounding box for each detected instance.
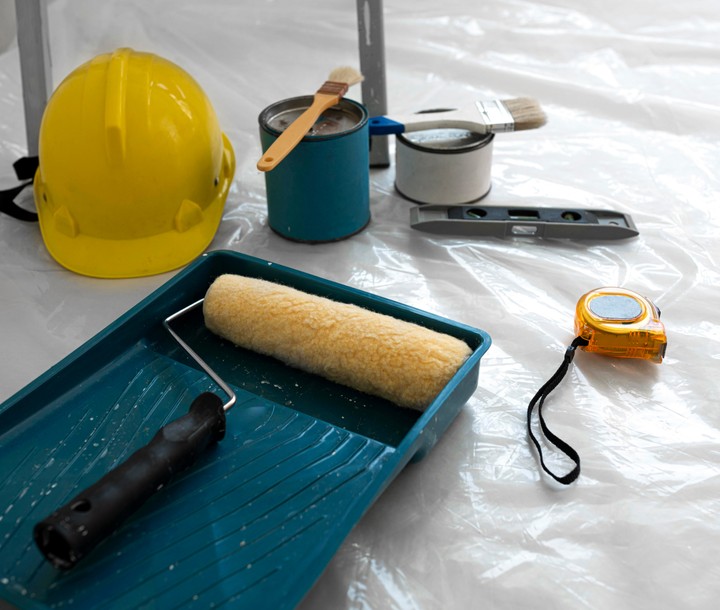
[33,274,472,569]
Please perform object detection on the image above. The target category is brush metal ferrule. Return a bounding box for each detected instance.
[318,81,349,97]
[475,100,515,132]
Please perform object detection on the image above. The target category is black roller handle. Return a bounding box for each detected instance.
[33,392,226,570]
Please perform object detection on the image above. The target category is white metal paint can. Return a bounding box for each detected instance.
[394,123,494,205]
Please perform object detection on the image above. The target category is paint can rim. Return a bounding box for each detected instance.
[258,95,368,141]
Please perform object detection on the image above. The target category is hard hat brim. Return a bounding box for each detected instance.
[35,134,236,279]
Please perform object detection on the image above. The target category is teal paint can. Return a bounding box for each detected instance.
[259,96,370,242]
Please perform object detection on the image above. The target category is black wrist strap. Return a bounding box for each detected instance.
[527,336,589,485]
[0,156,39,222]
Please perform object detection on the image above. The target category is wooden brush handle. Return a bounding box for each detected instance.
[257,92,340,172]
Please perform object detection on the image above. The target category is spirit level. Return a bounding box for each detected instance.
[410,205,638,239]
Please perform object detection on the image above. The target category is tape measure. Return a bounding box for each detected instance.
[574,287,667,362]
[527,287,667,485]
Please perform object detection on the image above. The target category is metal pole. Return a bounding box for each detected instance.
[356,0,390,167]
[15,0,51,157]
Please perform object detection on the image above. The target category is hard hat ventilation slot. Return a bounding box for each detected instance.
[174,199,203,233]
[53,206,79,238]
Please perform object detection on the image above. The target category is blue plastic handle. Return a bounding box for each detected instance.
[368,116,405,136]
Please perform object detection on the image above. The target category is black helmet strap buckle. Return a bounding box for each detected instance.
[1,156,40,222]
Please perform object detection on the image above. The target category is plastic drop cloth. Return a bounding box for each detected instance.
[1,0,719,608]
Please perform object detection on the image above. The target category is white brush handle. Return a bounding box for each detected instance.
[389,100,516,134]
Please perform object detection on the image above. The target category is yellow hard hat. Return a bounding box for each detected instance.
[34,48,235,278]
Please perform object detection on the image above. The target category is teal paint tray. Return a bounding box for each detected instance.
[0,250,490,609]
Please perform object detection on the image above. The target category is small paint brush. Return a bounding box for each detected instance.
[257,66,364,172]
[368,97,547,136]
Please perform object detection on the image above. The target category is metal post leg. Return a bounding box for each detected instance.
[15,0,51,157]
[356,0,390,167]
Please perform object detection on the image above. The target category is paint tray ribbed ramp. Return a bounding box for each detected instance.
[0,251,490,609]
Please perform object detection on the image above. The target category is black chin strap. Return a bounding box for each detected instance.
[527,336,589,485]
[1,156,39,222]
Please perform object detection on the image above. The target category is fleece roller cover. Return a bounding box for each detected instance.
[203,274,472,410]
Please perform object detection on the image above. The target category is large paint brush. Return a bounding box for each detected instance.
[369,97,547,135]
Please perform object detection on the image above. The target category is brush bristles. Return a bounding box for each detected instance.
[501,97,547,131]
[326,66,364,87]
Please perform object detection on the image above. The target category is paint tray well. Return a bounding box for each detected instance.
[0,250,490,610]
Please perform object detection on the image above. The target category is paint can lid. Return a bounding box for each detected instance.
[400,128,492,152]
[260,96,367,138]
[396,107,494,153]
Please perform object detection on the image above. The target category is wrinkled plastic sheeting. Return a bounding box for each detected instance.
[1,1,719,608]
